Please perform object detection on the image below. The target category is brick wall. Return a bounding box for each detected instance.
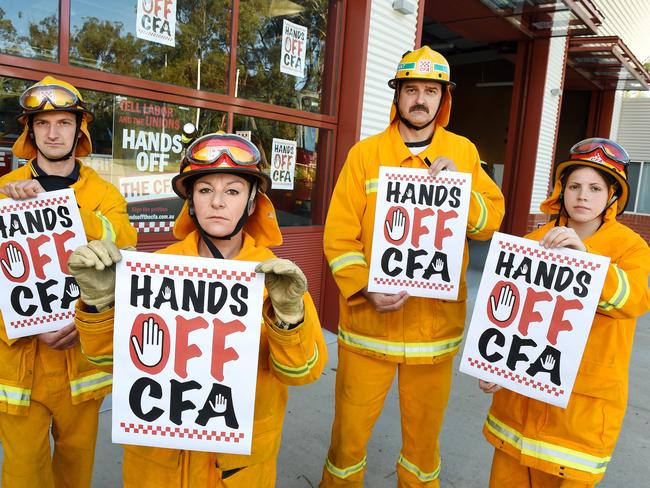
[525,213,650,243]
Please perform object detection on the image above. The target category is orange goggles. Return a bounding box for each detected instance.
[19,84,85,112]
[570,138,629,172]
[183,134,260,170]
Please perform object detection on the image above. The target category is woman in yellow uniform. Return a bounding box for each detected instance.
[480,138,650,487]
[67,131,327,487]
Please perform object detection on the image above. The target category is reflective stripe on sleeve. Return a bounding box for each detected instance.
[397,453,440,482]
[70,371,113,397]
[485,414,610,474]
[339,329,462,359]
[94,211,116,242]
[598,265,630,311]
[325,456,366,479]
[0,384,30,407]
[365,179,378,194]
[467,191,487,234]
[270,344,319,378]
[329,252,367,274]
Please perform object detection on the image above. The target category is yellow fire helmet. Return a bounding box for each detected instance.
[13,75,94,159]
[388,46,455,128]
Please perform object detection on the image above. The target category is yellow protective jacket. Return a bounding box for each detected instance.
[324,121,504,364]
[0,159,137,415]
[75,225,327,485]
[484,192,650,484]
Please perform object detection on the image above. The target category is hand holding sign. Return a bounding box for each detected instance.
[1,244,27,279]
[256,258,307,325]
[131,317,165,368]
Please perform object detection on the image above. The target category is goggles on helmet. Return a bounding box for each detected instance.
[19,84,86,112]
[182,133,260,171]
[570,138,629,170]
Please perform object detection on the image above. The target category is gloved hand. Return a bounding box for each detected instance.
[255,258,307,326]
[67,240,124,311]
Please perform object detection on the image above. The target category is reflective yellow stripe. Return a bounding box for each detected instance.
[365,178,378,194]
[84,354,114,367]
[397,453,440,482]
[329,251,367,274]
[468,191,487,234]
[271,344,319,378]
[599,265,630,311]
[94,211,116,242]
[0,384,30,406]
[325,456,366,479]
[485,414,610,474]
[70,372,112,396]
[339,329,462,359]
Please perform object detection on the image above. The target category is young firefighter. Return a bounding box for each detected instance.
[480,138,650,487]
[320,46,505,487]
[0,76,137,487]
[67,130,327,487]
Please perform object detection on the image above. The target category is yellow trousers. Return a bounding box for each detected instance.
[122,447,278,487]
[490,448,595,488]
[320,347,453,487]
[0,343,102,488]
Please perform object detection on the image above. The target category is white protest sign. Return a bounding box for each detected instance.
[459,232,610,408]
[368,167,471,299]
[271,138,297,190]
[112,251,265,454]
[280,19,307,77]
[136,0,177,47]
[0,189,87,338]
[236,131,252,141]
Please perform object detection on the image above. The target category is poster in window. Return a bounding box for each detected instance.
[270,138,297,190]
[136,0,177,47]
[280,20,308,78]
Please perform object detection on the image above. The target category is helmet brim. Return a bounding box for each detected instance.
[388,78,456,89]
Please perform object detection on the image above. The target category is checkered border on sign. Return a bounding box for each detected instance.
[0,196,70,214]
[133,221,175,234]
[373,277,454,291]
[467,357,564,397]
[126,261,257,281]
[119,422,245,442]
[498,240,600,271]
[386,173,466,186]
[10,310,76,329]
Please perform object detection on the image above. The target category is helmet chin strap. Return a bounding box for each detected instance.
[29,113,83,163]
[187,181,258,259]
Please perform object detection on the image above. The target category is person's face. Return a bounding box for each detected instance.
[32,111,78,161]
[192,172,252,237]
[563,166,610,224]
[397,80,443,127]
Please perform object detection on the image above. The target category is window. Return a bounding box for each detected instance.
[627,161,650,214]
[0,0,59,61]
[69,0,231,94]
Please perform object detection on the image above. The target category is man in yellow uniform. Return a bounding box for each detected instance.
[320,47,505,487]
[0,76,137,487]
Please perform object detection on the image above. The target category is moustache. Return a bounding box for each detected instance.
[409,104,429,113]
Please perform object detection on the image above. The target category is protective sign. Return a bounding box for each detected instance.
[368,167,471,299]
[280,19,307,77]
[112,251,265,454]
[136,0,177,47]
[459,232,610,408]
[271,138,297,190]
[0,189,87,338]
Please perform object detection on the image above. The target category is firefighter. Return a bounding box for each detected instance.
[0,75,136,487]
[480,138,650,487]
[67,130,327,487]
[320,46,505,487]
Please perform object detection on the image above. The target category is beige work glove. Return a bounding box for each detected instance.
[67,240,125,312]
[255,258,307,326]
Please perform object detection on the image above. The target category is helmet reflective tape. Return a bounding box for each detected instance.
[20,84,85,112]
[570,138,629,167]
